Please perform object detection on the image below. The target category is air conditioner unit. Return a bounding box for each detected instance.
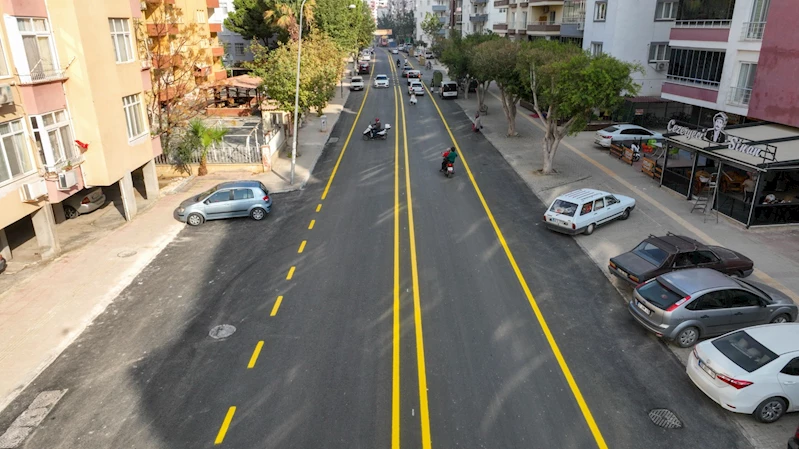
[19,180,48,202]
[655,61,668,72]
[542,5,549,12]
[57,170,78,191]
[140,1,147,10]
[0,84,12,106]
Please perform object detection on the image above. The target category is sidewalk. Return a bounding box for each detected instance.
[0,83,351,414]
[448,77,798,448]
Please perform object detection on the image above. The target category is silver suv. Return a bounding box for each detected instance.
[629,268,797,348]
[174,181,272,226]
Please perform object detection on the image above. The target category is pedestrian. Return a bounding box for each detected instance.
[472,112,483,133]
[743,173,756,203]
[410,91,417,105]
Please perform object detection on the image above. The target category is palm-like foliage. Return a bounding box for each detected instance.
[188,119,228,176]
[264,0,316,41]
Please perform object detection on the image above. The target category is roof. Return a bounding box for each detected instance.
[744,323,799,354]
[560,189,607,202]
[660,268,737,294]
[210,75,262,90]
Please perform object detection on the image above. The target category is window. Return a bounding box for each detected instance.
[234,43,245,56]
[0,37,9,77]
[605,195,620,206]
[667,48,726,87]
[594,2,606,21]
[233,189,254,200]
[632,242,669,266]
[712,330,777,373]
[16,18,59,82]
[549,199,578,217]
[726,290,763,308]
[637,280,683,310]
[109,19,133,63]
[730,62,757,105]
[195,10,206,24]
[594,198,605,211]
[686,291,727,310]
[581,202,593,215]
[649,43,669,62]
[207,190,231,203]
[30,110,78,171]
[0,119,34,185]
[781,357,799,376]
[655,0,677,20]
[122,94,146,141]
[590,42,603,56]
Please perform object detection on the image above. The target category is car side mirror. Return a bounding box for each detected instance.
[204,200,211,205]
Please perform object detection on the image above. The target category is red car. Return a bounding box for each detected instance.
[358,62,370,75]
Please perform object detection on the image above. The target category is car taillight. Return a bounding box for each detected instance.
[609,261,617,269]
[629,275,639,283]
[666,295,691,312]
[571,223,576,230]
[81,197,90,204]
[794,423,799,440]
[716,373,753,389]
[263,195,270,201]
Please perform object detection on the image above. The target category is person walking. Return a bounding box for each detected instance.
[472,112,483,133]
[410,91,417,106]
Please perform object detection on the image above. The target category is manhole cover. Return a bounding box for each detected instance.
[117,250,137,258]
[328,137,339,143]
[209,324,236,339]
[648,409,682,429]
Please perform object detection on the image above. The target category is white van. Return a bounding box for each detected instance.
[543,189,636,235]
[439,81,458,99]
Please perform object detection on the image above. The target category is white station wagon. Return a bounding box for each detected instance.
[544,189,636,235]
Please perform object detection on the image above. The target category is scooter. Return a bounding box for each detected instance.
[440,159,455,178]
[363,124,391,140]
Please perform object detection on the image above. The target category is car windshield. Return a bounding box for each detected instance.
[637,280,683,310]
[549,199,578,217]
[632,241,669,266]
[602,126,619,133]
[197,186,218,201]
[353,77,362,82]
[712,331,778,373]
[377,75,387,79]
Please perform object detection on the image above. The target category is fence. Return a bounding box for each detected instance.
[155,117,264,165]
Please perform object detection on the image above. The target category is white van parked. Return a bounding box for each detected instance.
[544,189,636,235]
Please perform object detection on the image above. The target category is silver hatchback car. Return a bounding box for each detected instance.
[174,181,272,226]
[629,268,797,348]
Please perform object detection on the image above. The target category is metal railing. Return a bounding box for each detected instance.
[19,68,67,85]
[727,86,752,106]
[666,74,720,88]
[674,19,731,28]
[514,21,528,30]
[741,21,766,40]
[156,119,265,165]
[470,13,488,22]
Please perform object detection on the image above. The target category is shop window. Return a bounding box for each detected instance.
[30,110,78,171]
[0,119,35,185]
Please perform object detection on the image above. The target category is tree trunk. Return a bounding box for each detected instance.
[540,118,563,174]
[499,88,518,136]
[198,152,208,176]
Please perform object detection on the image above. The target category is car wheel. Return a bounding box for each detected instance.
[770,314,790,324]
[675,326,699,348]
[250,207,267,221]
[64,205,79,220]
[620,208,631,220]
[754,397,786,423]
[187,213,204,226]
[583,223,596,235]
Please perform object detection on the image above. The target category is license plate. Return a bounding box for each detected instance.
[617,268,628,277]
[636,301,651,315]
[698,359,716,378]
[447,167,453,172]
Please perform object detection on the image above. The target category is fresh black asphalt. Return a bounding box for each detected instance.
[0,51,752,449]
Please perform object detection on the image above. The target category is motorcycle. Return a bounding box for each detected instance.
[440,157,455,178]
[363,124,391,141]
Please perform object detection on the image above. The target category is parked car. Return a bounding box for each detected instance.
[408,81,424,95]
[439,81,458,99]
[406,70,421,84]
[374,74,389,88]
[63,188,106,219]
[391,48,399,54]
[789,420,799,449]
[629,268,797,347]
[358,62,370,75]
[174,181,272,226]
[0,254,6,274]
[609,233,754,286]
[594,124,664,148]
[687,323,799,423]
[425,51,434,59]
[543,188,635,235]
[350,76,365,91]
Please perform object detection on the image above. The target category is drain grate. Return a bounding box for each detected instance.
[328,137,340,144]
[648,408,682,429]
[209,324,236,339]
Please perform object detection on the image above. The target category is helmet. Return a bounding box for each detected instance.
[375,118,380,122]
[765,194,776,203]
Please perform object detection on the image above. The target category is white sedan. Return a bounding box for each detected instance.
[350,76,365,91]
[408,81,424,96]
[374,74,389,88]
[391,48,399,54]
[687,323,799,423]
[594,124,663,148]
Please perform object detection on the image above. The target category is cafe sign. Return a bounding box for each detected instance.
[667,112,776,162]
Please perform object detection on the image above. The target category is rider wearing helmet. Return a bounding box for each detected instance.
[371,118,383,138]
[440,146,458,171]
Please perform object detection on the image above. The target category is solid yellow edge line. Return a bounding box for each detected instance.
[298,240,307,254]
[286,266,296,280]
[426,87,608,449]
[308,219,315,230]
[270,295,283,316]
[320,61,375,200]
[390,52,401,449]
[214,406,236,445]
[400,62,433,449]
[247,341,264,369]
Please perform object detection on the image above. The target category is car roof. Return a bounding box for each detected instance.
[659,268,738,295]
[216,180,262,189]
[352,76,363,79]
[645,233,703,252]
[742,323,799,354]
[614,124,645,131]
[442,81,457,85]
[376,74,388,78]
[558,188,609,202]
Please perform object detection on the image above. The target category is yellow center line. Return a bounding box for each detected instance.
[214,406,236,445]
[286,266,296,280]
[270,295,284,316]
[308,219,315,230]
[247,341,264,369]
[426,88,608,449]
[316,203,322,212]
[399,57,433,449]
[389,52,401,449]
[298,240,307,253]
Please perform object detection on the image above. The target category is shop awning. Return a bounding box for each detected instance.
[208,74,262,90]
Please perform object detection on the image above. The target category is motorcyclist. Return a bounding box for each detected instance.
[396,58,401,67]
[371,118,383,138]
[440,146,458,172]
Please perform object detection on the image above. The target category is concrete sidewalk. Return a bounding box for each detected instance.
[0,83,352,414]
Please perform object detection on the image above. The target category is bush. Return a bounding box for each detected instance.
[432,71,443,87]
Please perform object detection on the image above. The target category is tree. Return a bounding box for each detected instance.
[188,119,229,176]
[518,40,641,174]
[265,0,317,42]
[377,10,415,43]
[315,0,374,52]
[472,39,523,136]
[420,12,443,47]
[224,0,279,46]
[439,32,496,104]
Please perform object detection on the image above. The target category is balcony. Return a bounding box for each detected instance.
[152,54,182,68]
[493,22,508,30]
[509,0,517,7]
[147,23,179,36]
[527,21,561,34]
[470,13,488,22]
[455,13,463,23]
[145,0,175,3]
[515,21,528,34]
[727,86,752,106]
[17,67,68,85]
[209,23,222,33]
[670,20,730,42]
[432,4,447,11]
[206,0,220,6]
[741,21,766,41]
[211,46,225,57]
[473,0,488,4]
[494,0,509,6]
[518,0,528,6]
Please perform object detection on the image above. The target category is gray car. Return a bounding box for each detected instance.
[629,268,797,348]
[174,181,272,226]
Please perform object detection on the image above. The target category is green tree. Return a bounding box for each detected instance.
[188,119,229,176]
[356,3,376,49]
[265,0,317,42]
[224,0,279,46]
[517,40,641,174]
[439,31,496,106]
[420,12,443,47]
[472,38,523,136]
[377,10,414,43]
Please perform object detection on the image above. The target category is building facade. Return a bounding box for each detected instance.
[209,0,255,65]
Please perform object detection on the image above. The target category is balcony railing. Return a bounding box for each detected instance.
[470,13,488,22]
[666,74,720,89]
[432,4,448,11]
[494,0,509,7]
[514,21,528,33]
[727,86,752,106]
[493,22,508,30]
[18,68,67,85]
[509,0,517,7]
[674,19,731,28]
[527,21,561,32]
[473,0,488,5]
[741,21,766,40]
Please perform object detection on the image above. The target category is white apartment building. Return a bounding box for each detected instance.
[415,0,450,44]
[209,0,255,64]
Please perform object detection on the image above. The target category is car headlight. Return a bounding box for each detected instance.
[177,207,185,214]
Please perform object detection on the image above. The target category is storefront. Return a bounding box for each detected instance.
[655,115,799,227]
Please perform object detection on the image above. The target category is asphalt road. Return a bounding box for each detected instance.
[0,50,753,449]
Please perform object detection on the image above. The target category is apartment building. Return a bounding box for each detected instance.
[0,0,161,265]
[209,0,255,64]
[415,0,449,43]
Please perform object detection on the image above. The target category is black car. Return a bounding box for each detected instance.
[608,232,754,286]
[789,421,799,449]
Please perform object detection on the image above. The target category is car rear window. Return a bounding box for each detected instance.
[602,126,619,133]
[712,331,777,373]
[637,280,683,310]
[632,242,669,266]
[442,83,456,92]
[548,199,578,217]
